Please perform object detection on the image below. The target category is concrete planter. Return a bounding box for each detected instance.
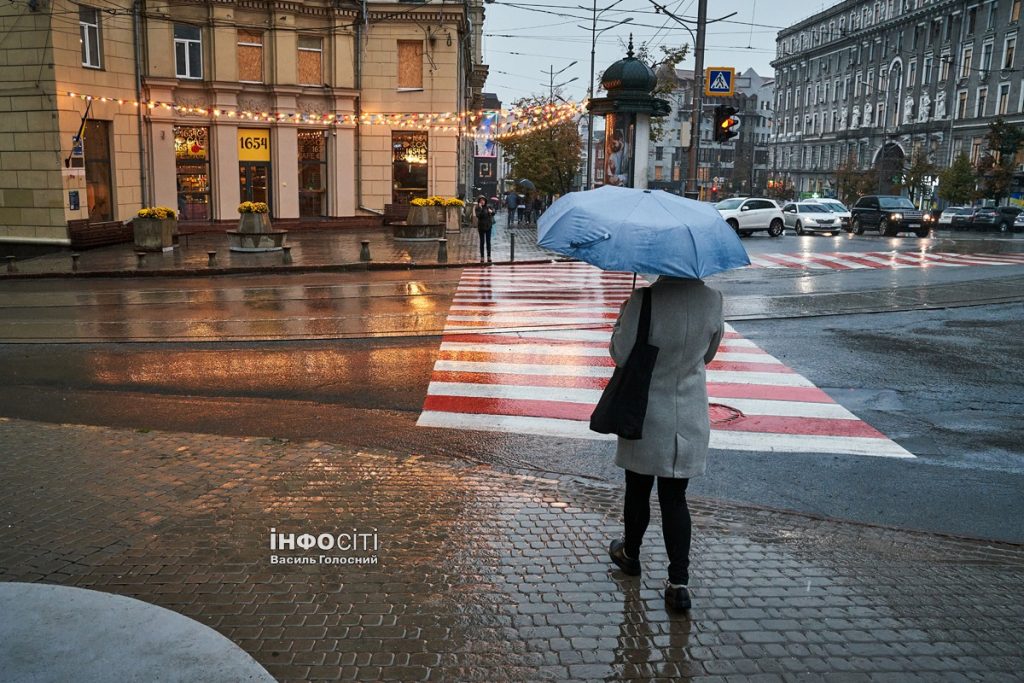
[132,218,177,252]
[407,205,432,225]
[237,212,273,233]
[445,206,462,232]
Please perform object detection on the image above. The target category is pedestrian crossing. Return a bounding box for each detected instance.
[417,263,915,459]
[748,250,1024,270]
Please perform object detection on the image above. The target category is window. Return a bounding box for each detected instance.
[957,89,969,117]
[654,166,664,181]
[908,60,917,87]
[83,120,112,221]
[976,86,988,116]
[998,82,1011,113]
[981,41,993,74]
[655,146,663,160]
[174,24,202,79]
[174,126,210,221]
[970,137,983,162]
[1014,0,1022,22]
[392,131,428,203]
[923,55,933,84]
[298,130,327,217]
[960,45,973,79]
[237,30,264,82]
[79,6,102,68]
[397,41,423,89]
[856,72,863,96]
[965,6,977,36]
[1004,35,1017,69]
[940,50,951,80]
[987,1,996,30]
[297,36,323,85]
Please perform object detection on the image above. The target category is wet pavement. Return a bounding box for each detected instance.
[1,416,1022,682]
[0,216,555,279]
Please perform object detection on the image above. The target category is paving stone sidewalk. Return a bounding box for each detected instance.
[0,416,1021,682]
[2,214,556,278]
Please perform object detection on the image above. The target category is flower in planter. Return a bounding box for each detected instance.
[136,207,177,220]
[442,198,465,207]
[238,201,270,214]
[410,197,430,207]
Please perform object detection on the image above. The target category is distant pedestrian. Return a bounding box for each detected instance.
[607,276,724,612]
[474,196,495,262]
[531,195,543,224]
[505,190,518,223]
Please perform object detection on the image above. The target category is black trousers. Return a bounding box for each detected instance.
[478,228,492,258]
[623,469,691,585]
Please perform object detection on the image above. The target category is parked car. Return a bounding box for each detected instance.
[970,205,1022,232]
[938,206,972,227]
[950,207,977,229]
[808,199,852,230]
[850,195,929,237]
[1014,212,1024,232]
[714,197,785,237]
[781,202,844,235]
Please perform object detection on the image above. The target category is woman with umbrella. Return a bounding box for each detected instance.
[473,196,495,262]
[537,186,749,611]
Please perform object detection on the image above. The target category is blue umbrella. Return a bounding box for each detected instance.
[537,185,750,279]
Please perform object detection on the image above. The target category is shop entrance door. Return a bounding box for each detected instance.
[239,162,272,211]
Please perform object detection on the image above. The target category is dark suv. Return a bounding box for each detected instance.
[850,196,928,237]
[970,206,1022,232]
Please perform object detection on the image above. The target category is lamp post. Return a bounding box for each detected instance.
[546,61,578,100]
[579,5,633,190]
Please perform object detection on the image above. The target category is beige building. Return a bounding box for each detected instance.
[0,0,487,252]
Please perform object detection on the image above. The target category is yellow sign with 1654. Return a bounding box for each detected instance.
[238,129,271,161]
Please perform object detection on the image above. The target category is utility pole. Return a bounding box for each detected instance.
[686,0,707,199]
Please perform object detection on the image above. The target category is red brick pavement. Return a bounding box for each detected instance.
[0,417,1021,682]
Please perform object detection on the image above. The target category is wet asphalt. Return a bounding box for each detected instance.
[0,231,1021,542]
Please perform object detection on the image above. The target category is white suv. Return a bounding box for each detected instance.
[715,197,785,237]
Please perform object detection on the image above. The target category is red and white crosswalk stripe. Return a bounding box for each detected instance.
[417,263,914,459]
[748,250,1024,270]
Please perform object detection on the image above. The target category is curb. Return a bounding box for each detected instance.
[0,257,573,280]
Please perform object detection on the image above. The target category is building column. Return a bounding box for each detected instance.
[149,120,177,210]
[330,125,356,217]
[272,125,299,219]
[211,122,239,221]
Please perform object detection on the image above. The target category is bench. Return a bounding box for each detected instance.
[68,219,132,250]
[383,203,410,226]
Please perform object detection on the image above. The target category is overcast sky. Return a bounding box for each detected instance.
[481,0,832,105]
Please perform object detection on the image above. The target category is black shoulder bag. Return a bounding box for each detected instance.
[589,287,659,440]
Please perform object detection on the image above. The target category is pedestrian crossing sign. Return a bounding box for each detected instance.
[705,67,735,97]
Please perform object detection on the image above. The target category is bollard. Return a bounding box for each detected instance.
[282,245,293,264]
[135,251,146,268]
[359,240,371,262]
[71,253,81,271]
[6,255,17,273]
[207,251,217,267]
[437,238,448,264]
[509,232,516,262]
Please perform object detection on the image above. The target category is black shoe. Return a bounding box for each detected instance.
[664,581,692,611]
[608,539,641,576]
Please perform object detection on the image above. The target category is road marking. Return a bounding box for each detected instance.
[748,250,1024,270]
[417,263,916,458]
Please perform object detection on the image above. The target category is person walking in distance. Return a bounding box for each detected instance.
[474,196,495,262]
[607,276,724,611]
[505,190,518,224]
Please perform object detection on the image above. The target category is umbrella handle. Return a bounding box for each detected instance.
[568,234,611,249]
[632,273,637,289]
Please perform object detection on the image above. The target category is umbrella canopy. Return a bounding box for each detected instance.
[516,178,537,192]
[537,185,750,279]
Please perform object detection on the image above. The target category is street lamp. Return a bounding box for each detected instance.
[545,61,578,100]
[580,6,634,190]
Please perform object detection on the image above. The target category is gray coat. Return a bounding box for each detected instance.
[610,277,724,479]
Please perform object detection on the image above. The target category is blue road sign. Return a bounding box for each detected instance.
[704,67,735,97]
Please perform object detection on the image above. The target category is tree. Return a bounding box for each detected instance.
[832,154,876,206]
[901,150,937,204]
[975,153,1014,203]
[499,97,582,196]
[938,153,977,205]
[633,43,690,143]
[985,117,1024,159]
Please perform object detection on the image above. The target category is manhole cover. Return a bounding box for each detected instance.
[709,403,744,425]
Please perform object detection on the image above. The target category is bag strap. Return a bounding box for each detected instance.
[637,287,652,343]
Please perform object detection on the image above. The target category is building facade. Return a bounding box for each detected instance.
[771,0,1024,202]
[0,0,487,251]
[646,68,775,199]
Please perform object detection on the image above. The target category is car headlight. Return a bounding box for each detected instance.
[923,214,933,222]
[891,213,903,221]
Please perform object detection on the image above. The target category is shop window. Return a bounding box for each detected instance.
[392,131,428,203]
[238,30,264,83]
[174,24,202,80]
[298,131,327,217]
[174,126,210,221]
[298,36,323,86]
[397,41,423,90]
[79,6,102,68]
[84,120,112,221]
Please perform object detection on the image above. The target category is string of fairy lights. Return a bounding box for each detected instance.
[62,91,583,139]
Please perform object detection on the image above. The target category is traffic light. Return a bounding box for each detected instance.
[713,105,740,143]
